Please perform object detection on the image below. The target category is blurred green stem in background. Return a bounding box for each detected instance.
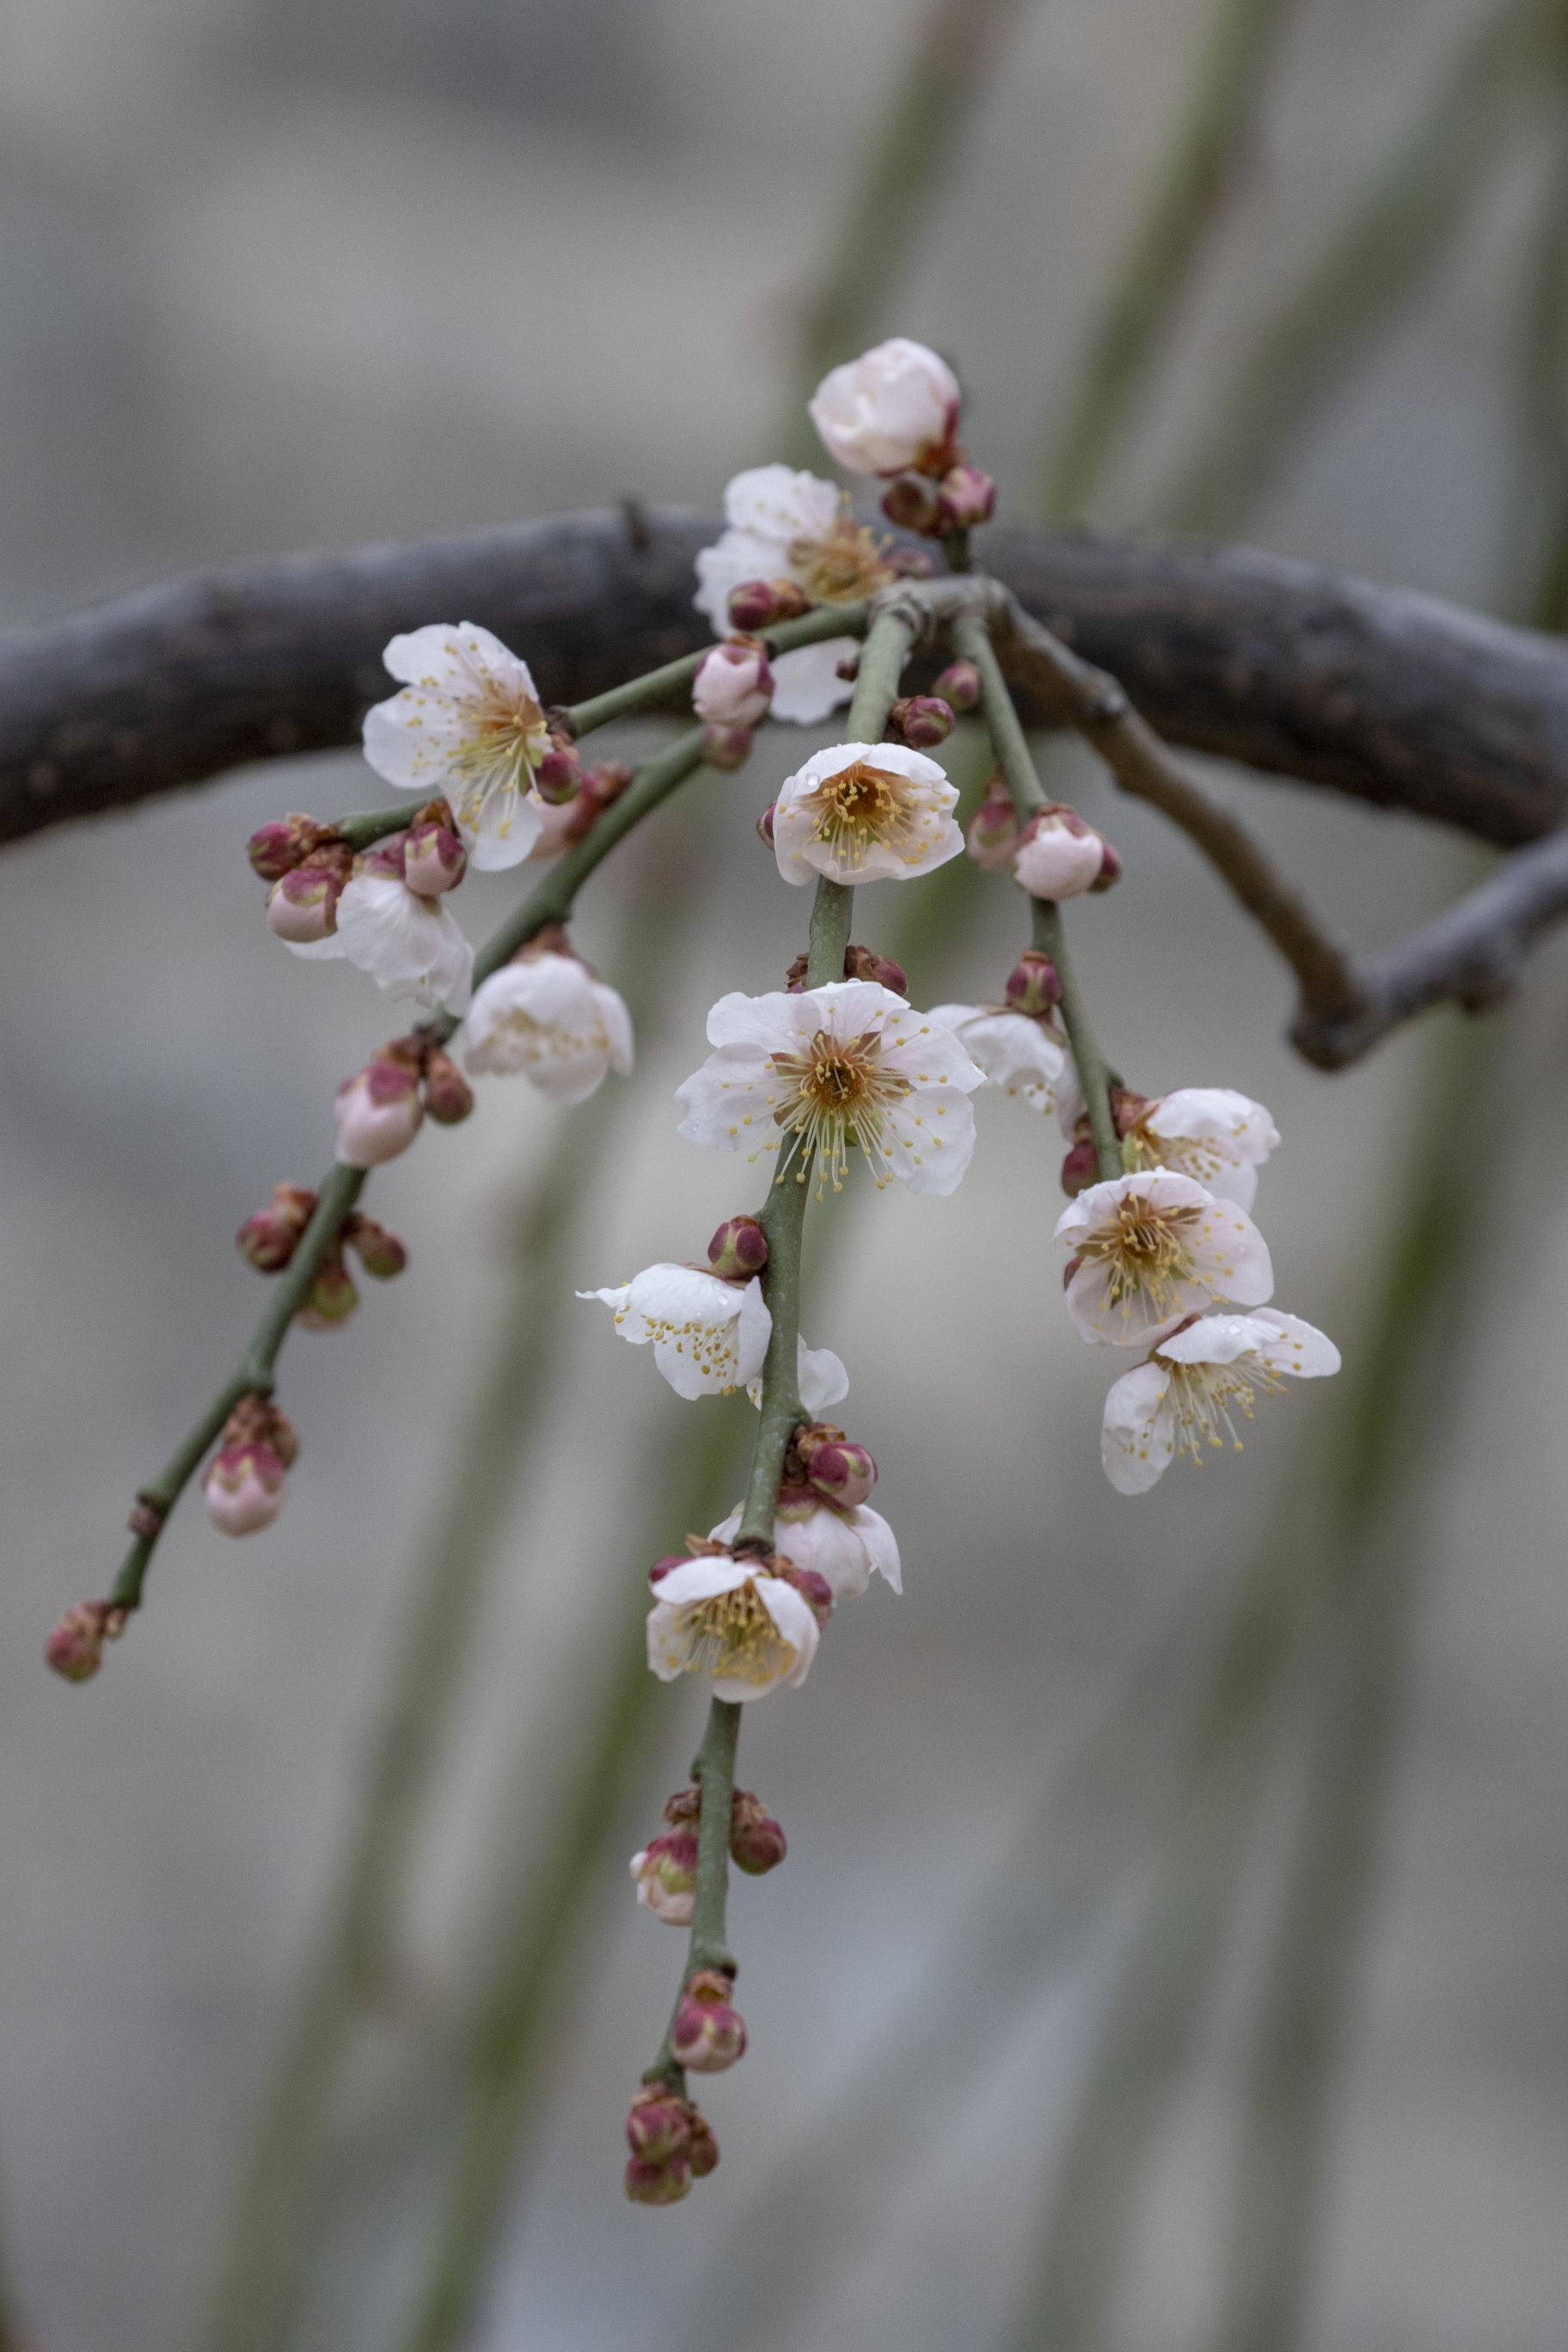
[1157,0,1568,535]
[774,0,1029,465]
[1516,73,1568,630]
[1038,0,1301,521]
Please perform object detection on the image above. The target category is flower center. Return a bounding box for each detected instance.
[799,759,930,870]
[769,1027,910,1192]
[1156,1354,1286,1464]
[481,1008,607,1071]
[787,511,892,603]
[1125,1122,1231,1190]
[450,676,550,834]
[678,1580,795,1685]
[1079,1197,1204,1315]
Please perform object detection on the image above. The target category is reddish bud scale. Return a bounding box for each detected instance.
[421,1048,474,1125]
[730,1789,787,1875]
[625,2086,692,2167]
[1059,1137,1099,1197]
[805,1440,877,1511]
[936,462,996,531]
[1090,838,1124,893]
[726,577,812,630]
[624,2156,690,2206]
[535,734,582,805]
[881,474,943,536]
[297,1246,358,1331]
[671,1970,747,2073]
[966,773,1020,871]
[707,1216,769,1279]
[756,801,776,848]
[886,695,954,750]
[1005,949,1063,1020]
[247,814,335,883]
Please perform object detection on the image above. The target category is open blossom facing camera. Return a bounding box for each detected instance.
[694,465,891,724]
[1102,1311,1341,1494]
[1055,1170,1273,1346]
[772,742,964,886]
[646,1552,820,1702]
[928,1004,1067,1115]
[462,945,633,1105]
[809,338,960,476]
[676,979,983,1197]
[1121,1088,1280,1210]
[361,623,550,869]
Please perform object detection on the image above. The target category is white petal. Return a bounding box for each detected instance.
[752,1575,820,1690]
[1101,1362,1177,1494]
[928,1007,1064,1111]
[1145,1087,1279,1159]
[1155,1313,1279,1367]
[381,620,536,695]
[462,782,545,873]
[464,953,622,1102]
[1250,1308,1341,1378]
[1185,1194,1274,1308]
[652,1555,750,1608]
[798,1338,849,1414]
[845,1504,901,1594]
[773,740,962,885]
[772,1507,871,1599]
[335,874,474,1012]
[284,933,348,962]
[879,1085,977,1197]
[769,642,858,726]
[591,980,635,1076]
[721,463,842,545]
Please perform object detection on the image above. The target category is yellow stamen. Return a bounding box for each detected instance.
[787,509,893,603]
[678,1580,794,1685]
[797,758,932,872]
[769,1026,910,1193]
[1079,1197,1204,1320]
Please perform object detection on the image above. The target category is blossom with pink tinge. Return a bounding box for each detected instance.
[628,1826,699,1926]
[966,772,1020,871]
[248,813,335,883]
[1013,805,1111,900]
[624,2155,690,2207]
[795,1428,878,1511]
[936,462,995,530]
[693,640,775,730]
[809,337,961,476]
[773,742,963,887]
[361,622,550,869]
[710,1494,900,1602]
[267,861,346,945]
[462,948,633,1106]
[205,1441,287,1536]
[671,1970,747,2073]
[335,1056,424,1168]
[646,1551,819,1702]
[934,658,981,712]
[887,695,954,750]
[1102,1310,1340,1493]
[706,1216,769,1280]
[695,467,887,723]
[1054,1170,1274,1348]
[402,818,467,896]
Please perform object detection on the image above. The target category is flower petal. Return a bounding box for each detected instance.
[846,1504,901,1593]
[1250,1308,1341,1378]
[769,642,858,726]
[1101,1361,1177,1494]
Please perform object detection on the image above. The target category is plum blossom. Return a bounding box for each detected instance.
[204,1441,287,1536]
[462,947,633,1105]
[693,641,774,729]
[646,1553,820,1702]
[629,1828,698,1925]
[928,1004,1066,1115]
[745,1335,849,1416]
[1121,1088,1280,1210]
[676,979,983,1197]
[772,742,964,887]
[1102,1311,1340,1494]
[579,1265,772,1400]
[1013,805,1112,900]
[1055,1170,1273,1346]
[361,622,550,869]
[694,466,891,723]
[334,861,475,1014]
[335,1055,423,1167]
[710,1495,900,1601]
[809,338,960,476]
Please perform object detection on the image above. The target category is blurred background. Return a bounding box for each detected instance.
[2,0,1567,2348]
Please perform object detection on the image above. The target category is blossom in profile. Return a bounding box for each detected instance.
[772,742,964,886]
[628,1827,699,1925]
[744,1335,848,1417]
[361,622,551,869]
[333,843,475,1014]
[335,1053,424,1167]
[694,466,891,723]
[928,1003,1067,1116]
[1101,1310,1340,1493]
[579,1265,772,1400]
[462,946,633,1105]
[1013,805,1115,900]
[1120,1087,1281,1210]
[709,1494,900,1601]
[693,640,774,729]
[1054,1170,1273,1346]
[676,979,983,1197]
[646,1551,820,1702]
[809,338,961,476]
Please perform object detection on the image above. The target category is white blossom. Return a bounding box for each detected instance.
[646,1554,819,1702]
[676,978,983,1197]
[928,1005,1066,1114]
[334,872,474,1014]
[709,1498,900,1600]
[1123,1087,1280,1210]
[692,641,773,729]
[773,742,963,887]
[694,465,888,723]
[808,338,960,476]
[579,1265,772,1400]
[462,951,633,1105]
[745,1335,849,1417]
[1013,812,1106,900]
[1102,1311,1340,1494]
[361,622,549,870]
[1054,1169,1273,1346]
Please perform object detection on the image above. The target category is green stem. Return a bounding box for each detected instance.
[564,603,870,740]
[335,803,421,853]
[847,601,922,741]
[688,1701,743,1978]
[1032,901,1121,1184]
[109,1161,366,1614]
[950,610,1045,816]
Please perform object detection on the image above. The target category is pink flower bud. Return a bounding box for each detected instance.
[886,694,953,750]
[204,1441,287,1536]
[694,640,775,730]
[1089,837,1124,893]
[625,2086,693,2167]
[685,2106,719,2178]
[811,338,961,476]
[648,1554,688,1589]
[535,735,582,806]
[297,1248,358,1330]
[885,545,936,578]
[936,462,996,530]
[334,1057,424,1168]
[966,773,1020,871]
[756,801,776,848]
[707,1216,769,1279]
[774,1562,834,1627]
[342,1211,407,1280]
[46,1599,122,1683]
[881,474,943,536]
[844,943,908,994]
[248,814,333,883]
[236,1182,317,1273]
[266,863,343,944]
[1005,948,1062,1020]
[726,577,812,629]
[805,1440,877,1511]
[403,823,467,896]
[629,1829,699,1925]
[730,1789,787,1876]
[701,721,754,772]
[353,834,408,881]
[671,1970,747,2074]
[624,2155,691,2206]
[1013,805,1106,901]
[934,658,981,712]
[421,1047,475,1126]
[1060,1136,1099,1196]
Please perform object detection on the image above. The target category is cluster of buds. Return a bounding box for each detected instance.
[623,2084,720,2207]
[45,1598,129,1685]
[783,940,908,995]
[1014,803,1122,900]
[693,638,775,769]
[1060,1086,1150,1196]
[880,462,996,539]
[236,1185,407,1326]
[253,799,469,948]
[334,1032,473,1169]
[630,1785,787,1926]
[532,759,634,859]
[806,335,995,542]
[203,1393,297,1538]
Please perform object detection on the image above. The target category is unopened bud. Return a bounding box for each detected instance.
[266,861,344,944]
[694,640,774,730]
[46,1599,122,1684]
[707,1216,769,1280]
[730,1789,787,1875]
[421,1047,475,1125]
[625,2086,692,2168]
[353,833,407,882]
[1005,948,1062,1020]
[936,462,995,531]
[1060,1137,1099,1196]
[297,1248,358,1330]
[881,474,943,536]
[403,822,467,896]
[835,652,861,682]
[887,695,954,750]
[843,942,908,994]
[756,801,776,848]
[1014,805,1107,901]
[806,1440,877,1511]
[334,1056,424,1168]
[701,720,754,772]
[535,734,582,805]
[648,1554,687,1589]
[205,1441,287,1536]
[629,1829,699,1925]
[1089,838,1124,893]
[342,1211,407,1280]
[248,814,333,883]
[727,577,812,630]
[685,2106,719,2178]
[934,658,981,712]
[236,1182,317,1273]
[966,772,1020,871]
[671,1970,747,2074]
[624,2155,690,2206]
